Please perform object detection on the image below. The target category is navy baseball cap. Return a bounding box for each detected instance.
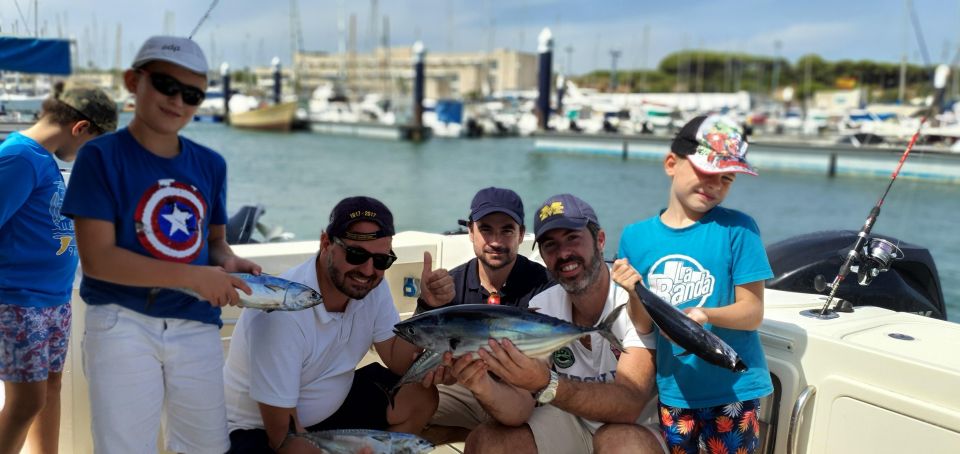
[326,196,395,241]
[469,187,525,226]
[533,194,599,244]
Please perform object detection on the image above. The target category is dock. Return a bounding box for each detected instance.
[533,132,960,183]
[309,121,432,141]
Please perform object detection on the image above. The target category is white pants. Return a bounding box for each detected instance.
[83,304,229,454]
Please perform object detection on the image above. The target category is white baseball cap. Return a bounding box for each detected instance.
[132,35,208,75]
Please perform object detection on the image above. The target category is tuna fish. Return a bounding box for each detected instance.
[284,417,433,454]
[392,303,628,359]
[633,282,747,372]
[162,273,323,312]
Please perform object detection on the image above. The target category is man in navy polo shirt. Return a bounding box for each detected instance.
[417,187,555,441]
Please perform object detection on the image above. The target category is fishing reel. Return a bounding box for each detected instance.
[810,237,904,318]
[856,238,903,286]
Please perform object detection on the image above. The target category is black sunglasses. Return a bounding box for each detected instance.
[332,237,398,270]
[139,70,206,106]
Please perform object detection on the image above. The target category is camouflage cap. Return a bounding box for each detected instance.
[58,84,118,133]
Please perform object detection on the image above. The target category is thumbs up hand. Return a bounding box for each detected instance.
[420,251,455,308]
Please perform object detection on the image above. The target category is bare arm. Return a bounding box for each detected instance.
[257,403,324,454]
[374,336,421,375]
[73,217,251,305]
[550,346,655,423]
[691,281,765,331]
[428,352,534,426]
[611,259,653,335]
[208,224,262,274]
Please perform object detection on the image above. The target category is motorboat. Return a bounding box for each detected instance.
[6,224,957,453]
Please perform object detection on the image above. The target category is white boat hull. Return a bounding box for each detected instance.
[5,232,958,453]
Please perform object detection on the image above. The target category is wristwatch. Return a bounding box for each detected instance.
[535,370,560,404]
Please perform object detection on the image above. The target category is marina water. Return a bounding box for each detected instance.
[175,120,960,323]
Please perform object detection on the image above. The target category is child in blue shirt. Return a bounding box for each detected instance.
[613,115,774,454]
[61,36,260,453]
[0,83,117,453]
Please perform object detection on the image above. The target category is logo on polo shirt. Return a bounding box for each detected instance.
[552,346,575,368]
[647,254,715,307]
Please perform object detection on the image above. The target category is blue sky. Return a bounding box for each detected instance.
[4,0,960,73]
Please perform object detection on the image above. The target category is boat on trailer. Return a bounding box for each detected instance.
[5,230,958,453]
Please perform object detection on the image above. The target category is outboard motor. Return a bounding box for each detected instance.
[765,230,946,320]
[226,205,295,244]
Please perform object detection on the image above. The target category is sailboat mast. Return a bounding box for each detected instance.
[899,0,908,103]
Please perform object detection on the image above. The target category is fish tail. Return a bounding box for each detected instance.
[597,304,628,353]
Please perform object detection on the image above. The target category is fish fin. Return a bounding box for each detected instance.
[449,337,461,352]
[596,304,629,353]
[373,381,399,409]
[525,307,541,313]
[676,350,694,357]
[265,284,284,293]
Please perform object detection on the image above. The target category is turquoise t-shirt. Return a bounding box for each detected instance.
[618,206,774,408]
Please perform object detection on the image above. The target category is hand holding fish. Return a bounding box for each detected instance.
[419,252,455,308]
[188,266,252,307]
[447,352,492,394]
[683,307,709,326]
[418,352,457,388]
[479,339,552,393]
[219,254,263,276]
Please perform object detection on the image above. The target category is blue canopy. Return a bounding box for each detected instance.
[0,37,71,75]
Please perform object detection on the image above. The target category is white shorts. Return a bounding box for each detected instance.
[82,304,229,454]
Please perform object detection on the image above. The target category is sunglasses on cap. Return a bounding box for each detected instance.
[138,69,206,106]
[332,237,398,271]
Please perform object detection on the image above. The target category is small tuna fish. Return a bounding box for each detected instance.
[283,417,433,454]
[392,303,628,360]
[301,429,434,454]
[161,273,323,312]
[385,349,443,408]
[633,282,747,372]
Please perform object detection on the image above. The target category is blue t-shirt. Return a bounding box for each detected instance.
[0,132,78,308]
[618,206,774,409]
[61,128,228,326]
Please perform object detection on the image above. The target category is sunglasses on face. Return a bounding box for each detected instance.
[139,70,206,106]
[332,237,398,270]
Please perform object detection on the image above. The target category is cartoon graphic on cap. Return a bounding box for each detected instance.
[688,116,756,176]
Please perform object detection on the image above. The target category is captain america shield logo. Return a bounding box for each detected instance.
[135,180,207,263]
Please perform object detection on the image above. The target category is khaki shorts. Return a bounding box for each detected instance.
[430,383,492,429]
[527,404,668,454]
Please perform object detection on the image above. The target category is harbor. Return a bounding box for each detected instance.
[167,121,960,323]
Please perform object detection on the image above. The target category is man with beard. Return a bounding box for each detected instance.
[458,194,666,454]
[223,196,441,453]
[415,187,555,442]
[416,186,553,313]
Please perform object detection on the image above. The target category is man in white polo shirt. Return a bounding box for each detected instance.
[223,196,442,453]
[459,194,666,454]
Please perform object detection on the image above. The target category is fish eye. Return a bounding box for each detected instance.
[404,326,416,336]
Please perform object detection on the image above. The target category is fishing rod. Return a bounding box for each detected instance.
[815,119,922,316]
[814,64,950,318]
[189,0,221,39]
